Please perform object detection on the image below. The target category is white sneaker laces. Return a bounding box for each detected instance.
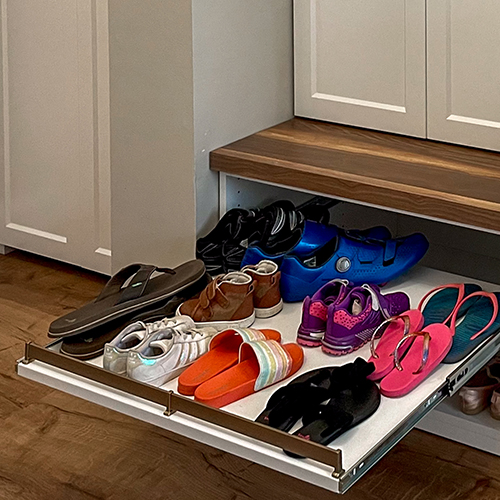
[141,318,190,336]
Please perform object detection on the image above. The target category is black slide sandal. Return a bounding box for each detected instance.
[256,358,374,433]
[255,367,335,432]
[49,260,206,338]
[287,378,380,456]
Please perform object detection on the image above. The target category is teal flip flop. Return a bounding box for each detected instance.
[443,291,500,364]
[419,283,482,328]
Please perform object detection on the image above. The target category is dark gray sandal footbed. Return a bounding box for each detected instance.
[59,273,211,358]
[49,260,205,338]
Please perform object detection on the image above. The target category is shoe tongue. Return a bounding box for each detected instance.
[349,291,368,315]
[168,316,196,330]
[320,279,349,301]
[222,271,252,285]
[149,336,174,354]
[120,331,144,349]
[254,260,278,274]
[351,297,364,315]
[347,285,381,314]
[146,316,194,335]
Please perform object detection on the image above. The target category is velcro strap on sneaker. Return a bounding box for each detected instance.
[199,280,229,309]
[239,340,292,391]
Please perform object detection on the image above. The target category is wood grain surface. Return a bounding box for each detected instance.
[210,118,500,232]
[1,250,500,499]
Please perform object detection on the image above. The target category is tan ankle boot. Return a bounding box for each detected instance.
[242,260,283,318]
[178,272,255,330]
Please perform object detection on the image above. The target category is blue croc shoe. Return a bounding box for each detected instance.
[280,232,429,302]
[241,221,392,268]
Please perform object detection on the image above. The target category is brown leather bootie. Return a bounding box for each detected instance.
[242,260,283,318]
[178,272,255,330]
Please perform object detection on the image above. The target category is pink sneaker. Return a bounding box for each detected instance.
[297,279,350,347]
[321,284,410,356]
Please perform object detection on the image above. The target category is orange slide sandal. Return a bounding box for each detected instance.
[194,339,304,408]
[178,328,281,395]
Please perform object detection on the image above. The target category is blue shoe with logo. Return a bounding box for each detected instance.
[241,221,392,268]
[280,232,429,302]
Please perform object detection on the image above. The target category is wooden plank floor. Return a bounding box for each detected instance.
[211,118,500,233]
[2,250,500,499]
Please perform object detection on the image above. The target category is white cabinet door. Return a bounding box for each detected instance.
[0,0,111,274]
[427,0,500,152]
[294,0,427,137]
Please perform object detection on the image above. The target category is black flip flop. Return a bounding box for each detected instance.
[255,367,335,432]
[59,272,211,359]
[49,260,206,338]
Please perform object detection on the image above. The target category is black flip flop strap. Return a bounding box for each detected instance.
[266,384,328,410]
[268,387,330,427]
[96,264,175,305]
[328,359,375,394]
[96,264,148,302]
[117,265,160,304]
[301,403,352,428]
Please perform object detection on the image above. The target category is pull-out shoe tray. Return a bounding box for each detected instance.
[17,267,500,494]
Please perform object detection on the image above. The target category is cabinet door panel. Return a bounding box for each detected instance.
[427,0,500,151]
[0,0,111,273]
[294,0,426,137]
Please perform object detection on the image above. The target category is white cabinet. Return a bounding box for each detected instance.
[295,0,500,151]
[294,0,427,137]
[0,0,111,274]
[427,0,500,151]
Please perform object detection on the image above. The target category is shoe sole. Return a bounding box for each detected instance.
[128,363,191,387]
[322,330,383,356]
[297,338,322,348]
[255,300,283,319]
[297,327,324,347]
[321,341,367,356]
[59,345,104,360]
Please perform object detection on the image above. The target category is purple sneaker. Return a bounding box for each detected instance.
[321,284,410,356]
[297,279,351,347]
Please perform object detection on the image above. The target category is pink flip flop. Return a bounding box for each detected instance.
[367,310,425,381]
[379,323,453,398]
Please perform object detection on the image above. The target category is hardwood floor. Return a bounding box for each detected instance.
[1,251,500,499]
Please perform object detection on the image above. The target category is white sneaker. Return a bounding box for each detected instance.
[103,316,195,375]
[127,323,217,387]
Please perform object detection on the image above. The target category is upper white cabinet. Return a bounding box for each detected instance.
[0,0,111,273]
[294,0,427,137]
[295,0,500,152]
[427,0,500,151]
